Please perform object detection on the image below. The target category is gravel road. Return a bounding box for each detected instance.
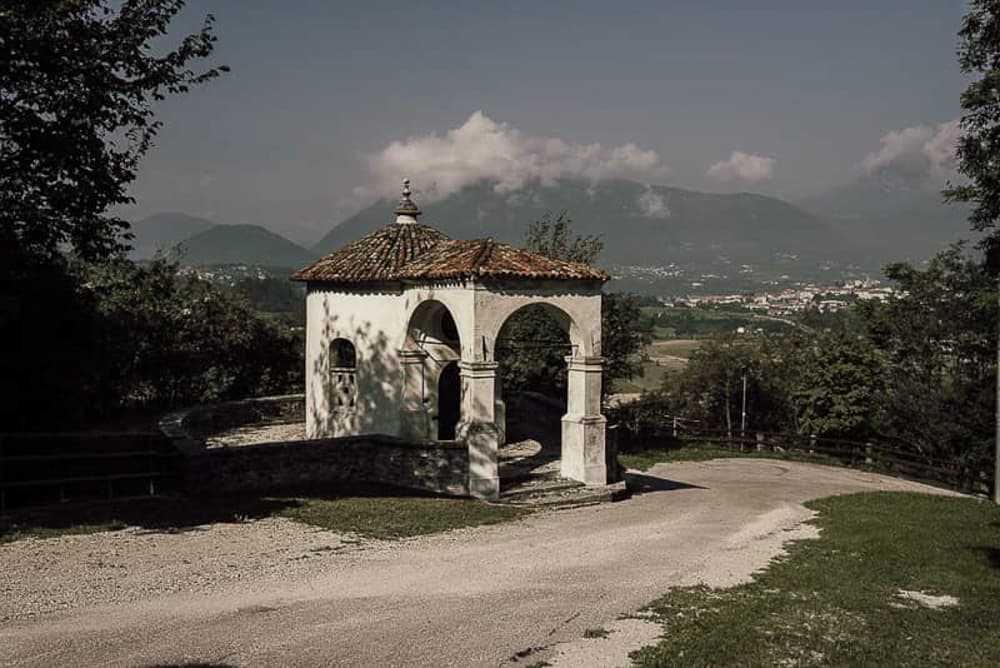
[0,459,958,667]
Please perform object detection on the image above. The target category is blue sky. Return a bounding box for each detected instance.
[128,1,970,243]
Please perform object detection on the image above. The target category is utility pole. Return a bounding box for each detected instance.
[741,372,748,439]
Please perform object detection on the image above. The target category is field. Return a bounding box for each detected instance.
[613,338,701,394]
[631,492,1000,667]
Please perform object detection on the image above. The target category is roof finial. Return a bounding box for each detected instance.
[394,177,421,223]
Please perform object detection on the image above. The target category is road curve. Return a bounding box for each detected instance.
[0,459,956,667]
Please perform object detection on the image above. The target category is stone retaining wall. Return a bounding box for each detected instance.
[160,395,470,497]
[179,435,469,497]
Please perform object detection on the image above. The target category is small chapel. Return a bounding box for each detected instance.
[291,181,610,499]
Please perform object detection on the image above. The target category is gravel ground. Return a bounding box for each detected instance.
[0,517,356,623]
[0,459,962,667]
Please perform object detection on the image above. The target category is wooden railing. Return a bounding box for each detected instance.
[0,432,177,511]
[613,418,992,496]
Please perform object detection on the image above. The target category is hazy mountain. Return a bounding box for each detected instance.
[315,179,846,266]
[799,170,974,263]
[128,212,216,259]
[174,224,317,269]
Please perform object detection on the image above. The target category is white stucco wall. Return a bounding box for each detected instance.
[305,286,405,438]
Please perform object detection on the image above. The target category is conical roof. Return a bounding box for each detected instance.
[291,222,448,283]
[398,238,609,282]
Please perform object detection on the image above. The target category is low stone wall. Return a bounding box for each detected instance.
[160,396,470,497]
[178,434,469,497]
[159,394,305,442]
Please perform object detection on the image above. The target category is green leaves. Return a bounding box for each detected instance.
[0,0,226,263]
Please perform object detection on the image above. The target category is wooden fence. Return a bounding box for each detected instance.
[0,432,177,512]
[614,417,992,496]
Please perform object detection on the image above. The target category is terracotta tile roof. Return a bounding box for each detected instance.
[397,238,610,282]
[291,223,448,282]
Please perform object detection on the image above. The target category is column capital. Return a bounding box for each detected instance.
[565,355,605,370]
[459,360,499,376]
[398,348,429,362]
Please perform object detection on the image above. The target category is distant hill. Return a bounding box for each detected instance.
[174,224,317,269]
[315,179,846,267]
[799,171,975,264]
[128,212,216,259]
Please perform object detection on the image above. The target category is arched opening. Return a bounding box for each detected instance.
[403,299,462,441]
[494,303,575,486]
[437,361,461,439]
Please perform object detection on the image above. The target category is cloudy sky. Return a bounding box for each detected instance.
[127,0,969,244]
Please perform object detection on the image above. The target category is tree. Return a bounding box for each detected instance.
[1,0,226,264]
[943,1,1000,501]
[859,245,995,479]
[497,211,647,399]
[0,1,233,428]
[788,330,884,440]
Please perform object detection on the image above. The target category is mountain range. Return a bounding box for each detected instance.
[128,176,975,285]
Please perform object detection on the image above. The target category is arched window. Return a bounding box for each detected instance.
[330,338,357,410]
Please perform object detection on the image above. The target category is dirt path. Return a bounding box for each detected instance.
[0,460,958,667]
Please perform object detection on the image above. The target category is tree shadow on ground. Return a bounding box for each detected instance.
[969,545,1000,570]
[0,481,445,542]
[625,471,706,495]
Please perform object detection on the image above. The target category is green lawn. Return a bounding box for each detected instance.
[631,492,1000,667]
[647,338,702,359]
[0,483,529,544]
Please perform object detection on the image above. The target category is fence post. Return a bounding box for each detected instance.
[865,441,873,466]
[756,432,764,452]
[809,434,816,455]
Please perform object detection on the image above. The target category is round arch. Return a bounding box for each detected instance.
[404,299,463,353]
[484,299,593,362]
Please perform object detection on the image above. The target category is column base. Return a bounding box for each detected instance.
[460,420,500,501]
[561,414,608,485]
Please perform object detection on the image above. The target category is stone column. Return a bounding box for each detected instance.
[398,349,430,441]
[457,360,500,500]
[561,356,608,485]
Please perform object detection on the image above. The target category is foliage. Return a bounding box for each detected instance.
[601,292,648,385]
[497,211,648,398]
[523,210,603,265]
[946,0,1000,267]
[788,329,885,439]
[78,257,303,412]
[660,334,797,435]
[0,256,302,430]
[632,493,1000,667]
[0,0,226,263]
[860,244,995,472]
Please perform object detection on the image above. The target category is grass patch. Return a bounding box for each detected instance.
[277,496,528,540]
[619,445,841,472]
[631,492,1000,667]
[0,483,530,544]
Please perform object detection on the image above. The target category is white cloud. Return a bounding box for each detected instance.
[637,186,670,218]
[359,111,671,202]
[860,119,961,182]
[706,151,775,184]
